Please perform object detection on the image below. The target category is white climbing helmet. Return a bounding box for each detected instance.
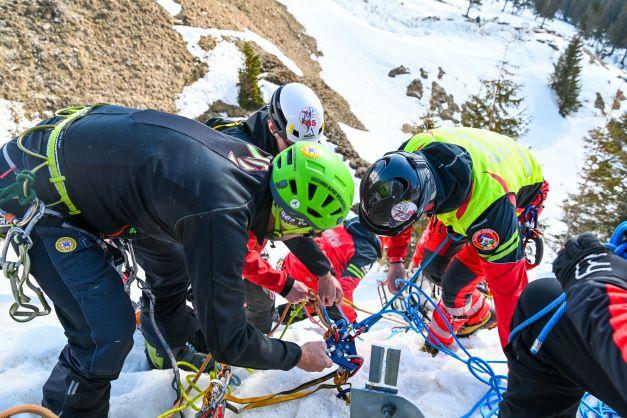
[268,83,325,143]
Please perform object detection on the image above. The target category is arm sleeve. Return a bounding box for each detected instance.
[341,237,379,281]
[242,236,294,296]
[567,279,627,392]
[175,211,301,370]
[284,236,332,276]
[387,226,413,262]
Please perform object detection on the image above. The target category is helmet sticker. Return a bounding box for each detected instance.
[280,209,309,228]
[472,229,500,251]
[300,143,321,159]
[390,201,417,222]
[299,106,321,138]
[290,198,301,209]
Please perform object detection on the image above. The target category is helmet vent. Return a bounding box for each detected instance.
[286,149,293,165]
[307,208,321,218]
[289,180,298,195]
[330,208,342,216]
[321,194,334,207]
[308,183,317,200]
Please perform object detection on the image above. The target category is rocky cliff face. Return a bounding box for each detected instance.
[0,0,370,173]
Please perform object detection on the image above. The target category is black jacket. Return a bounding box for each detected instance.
[11,104,301,370]
[206,109,333,278]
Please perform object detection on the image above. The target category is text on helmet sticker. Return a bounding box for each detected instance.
[299,106,321,138]
[390,201,417,222]
[472,229,500,251]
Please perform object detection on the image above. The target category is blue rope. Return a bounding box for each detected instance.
[508,292,566,345]
[323,223,627,417]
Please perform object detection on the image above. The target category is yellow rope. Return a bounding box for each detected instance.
[158,359,218,418]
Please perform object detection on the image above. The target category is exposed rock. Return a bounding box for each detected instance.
[594,92,605,115]
[406,79,424,99]
[388,65,410,77]
[198,35,217,52]
[402,123,417,134]
[207,100,249,118]
[430,81,460,123]
[0,0,200,113]
[437,66,445,80]
[420,68,429,79]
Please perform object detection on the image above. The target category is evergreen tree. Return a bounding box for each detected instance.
[420,110,440,131]
[461,61,529,139]
[464,0,483,17]
[562,111,627,240]
[608,3,627,63]
[535,0,560,28]
[238,42,264,110]
[549,35,583,116]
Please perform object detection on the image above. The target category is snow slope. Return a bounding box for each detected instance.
[280,0,626,239]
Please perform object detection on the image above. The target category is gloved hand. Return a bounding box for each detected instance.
[553,232,625,290]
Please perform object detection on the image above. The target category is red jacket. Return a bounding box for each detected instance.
[282,220,381,322]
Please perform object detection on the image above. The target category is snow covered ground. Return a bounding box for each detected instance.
[280,0,626,239]
[1,0,625,417]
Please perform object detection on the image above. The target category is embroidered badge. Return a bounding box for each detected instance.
[55,237,77,253]
[300,143,321,159]
[472,229,500,251]
[390,201,418,222]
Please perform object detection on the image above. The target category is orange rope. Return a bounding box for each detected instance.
[0,404,58,418]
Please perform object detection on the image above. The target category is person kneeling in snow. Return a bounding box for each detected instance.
[500,233,627,417]
[359,128,549,355]
[0,104,353,418]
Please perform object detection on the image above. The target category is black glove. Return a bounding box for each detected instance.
[553,232,626,290]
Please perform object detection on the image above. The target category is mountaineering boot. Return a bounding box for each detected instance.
[145,341,214,372]
[421,339,439,357]
[457,306,497,339]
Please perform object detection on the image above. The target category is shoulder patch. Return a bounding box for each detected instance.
[472,229,499,251]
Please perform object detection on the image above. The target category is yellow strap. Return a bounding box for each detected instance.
[212,121,242,131]
[45,106,94,215]
[224,370,349,412]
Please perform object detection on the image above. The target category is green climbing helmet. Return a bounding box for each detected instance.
[270,142,354,231]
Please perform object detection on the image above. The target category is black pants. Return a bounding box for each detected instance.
[136,237,198,353]
[137,238,276,355]
[243,280,275,334]
[499,278,627,417]
[27,219,136,418]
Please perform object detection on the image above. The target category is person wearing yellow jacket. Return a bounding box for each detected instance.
[359,128,549,352]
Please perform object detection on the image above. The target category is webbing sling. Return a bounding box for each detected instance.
[45,106,95,215]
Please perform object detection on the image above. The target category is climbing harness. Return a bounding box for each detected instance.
[0,105,106,323]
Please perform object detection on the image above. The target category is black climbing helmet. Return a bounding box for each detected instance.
[359,151,437,236]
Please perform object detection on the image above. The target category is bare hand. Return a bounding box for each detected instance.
[285,280,310,303]
[386,262,405,293]
[297,341,332,372]
[317,272,343,306]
